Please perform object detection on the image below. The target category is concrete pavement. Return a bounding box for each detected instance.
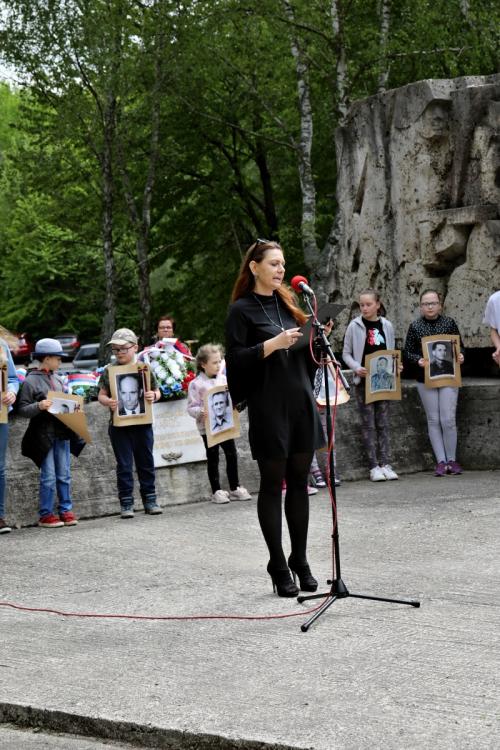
[0,470,498,749]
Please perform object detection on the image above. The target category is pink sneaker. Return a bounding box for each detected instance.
[447,461,463,475]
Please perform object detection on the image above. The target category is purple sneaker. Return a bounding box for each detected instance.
[447,460,463,475]
[434,461,447,477]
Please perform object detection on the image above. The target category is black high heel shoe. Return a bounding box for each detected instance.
[267,562,299,597]
[287,557,318,592]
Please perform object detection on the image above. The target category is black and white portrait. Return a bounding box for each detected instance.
[428,340,455,378]
[116,373,145,416]
[370,355,395,392]
[208,390,233,434]
[48,397,79,414]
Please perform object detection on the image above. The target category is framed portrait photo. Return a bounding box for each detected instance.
[204,385,241,448]
[47,390,92,444]
[365,349,402,404]
[0,364,7,424]
[109,362,153,426]
[422,334,461,388]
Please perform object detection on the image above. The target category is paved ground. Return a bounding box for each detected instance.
[0,470,498,750]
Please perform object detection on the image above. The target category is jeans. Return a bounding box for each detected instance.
[108,424,156,508]
[354,383,391,468]
[416,384,458,463]
[39,439,72,518]
[0,423,8,518]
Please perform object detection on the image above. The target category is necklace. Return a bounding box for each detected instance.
[252,293,285,331]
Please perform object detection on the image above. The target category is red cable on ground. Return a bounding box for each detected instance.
[0,298,343,627]
[0,598,330,622]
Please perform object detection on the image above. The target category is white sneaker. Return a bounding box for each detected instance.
[307,485,319,495]
[381,464,398,480]
[212,490,230,504]
[369,466,386,482]
[228,486,252,500]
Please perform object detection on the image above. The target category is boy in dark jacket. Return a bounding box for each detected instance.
[18,338,81,528]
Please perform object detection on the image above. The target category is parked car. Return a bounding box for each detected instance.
[67,343,100,371]
[64,343,116,372]
[54,332,80,358]
[9,332,34,363]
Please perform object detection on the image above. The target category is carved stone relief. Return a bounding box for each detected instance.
[331,74,500,349]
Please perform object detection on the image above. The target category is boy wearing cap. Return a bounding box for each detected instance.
[97,328,162,518]
[18,338,83,528]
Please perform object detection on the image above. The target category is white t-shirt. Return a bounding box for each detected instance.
[483,291,500,332]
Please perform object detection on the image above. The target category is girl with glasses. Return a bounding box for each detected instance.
[403,289,465,476]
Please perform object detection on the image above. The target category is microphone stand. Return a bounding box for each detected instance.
[298,293,420,632]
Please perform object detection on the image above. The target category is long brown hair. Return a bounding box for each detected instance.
[231,240,307,325]
[358,288,387,317]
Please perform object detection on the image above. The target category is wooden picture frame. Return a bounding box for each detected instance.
[365,349,402,404]
[204,385,240,448]
[109,362,153,426]
[422,334,462,389]
[0,364,7,424]
[315,362,350,407]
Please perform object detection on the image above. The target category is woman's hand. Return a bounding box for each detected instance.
[458,353,465,365]
[355,366,367,377]
[2,391,16,406]
[38,399,53,411]
[323,319,334,337]
[274,327,302,350]
[418,357,427,368]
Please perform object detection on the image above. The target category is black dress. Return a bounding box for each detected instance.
[225,292,325,460]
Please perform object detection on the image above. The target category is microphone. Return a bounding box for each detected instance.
[291,275,315,296]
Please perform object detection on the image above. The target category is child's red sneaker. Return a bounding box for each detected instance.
[38,514,64,528]
[59,511,78,526]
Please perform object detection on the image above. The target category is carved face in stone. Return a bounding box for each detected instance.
[421,101,450,141]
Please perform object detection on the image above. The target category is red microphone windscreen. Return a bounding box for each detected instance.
[290,275,309,293]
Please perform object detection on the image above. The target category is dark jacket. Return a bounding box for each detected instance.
[18,369,85,467]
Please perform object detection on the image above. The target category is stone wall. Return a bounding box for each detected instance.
[331,74,500,352]
[4,377,500,527]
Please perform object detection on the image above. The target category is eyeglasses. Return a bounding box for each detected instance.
[111,344,134,354]
[420,301,440,307]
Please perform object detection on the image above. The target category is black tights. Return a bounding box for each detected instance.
[256,451,313,569]
[201,436,239,493]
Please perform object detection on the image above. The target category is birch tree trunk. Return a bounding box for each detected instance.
[117,9,165,344]
[378,0,391,93]
[99,92,117,364]
[282,0,320,269]
[331,0,349,125]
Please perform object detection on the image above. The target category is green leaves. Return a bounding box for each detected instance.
[0,0,498,345]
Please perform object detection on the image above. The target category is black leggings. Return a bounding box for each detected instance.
[201,436,239,493]
[256,451,313,569]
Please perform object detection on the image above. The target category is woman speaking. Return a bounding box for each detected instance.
[225,240,324,597]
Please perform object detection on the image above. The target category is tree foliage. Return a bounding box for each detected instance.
[0,0,498,346]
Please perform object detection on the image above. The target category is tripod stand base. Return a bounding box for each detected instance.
[298,578,420,632]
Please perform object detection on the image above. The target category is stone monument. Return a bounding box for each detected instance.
[331,74,500,350]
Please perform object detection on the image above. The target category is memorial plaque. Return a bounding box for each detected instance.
[152,400,206,467]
